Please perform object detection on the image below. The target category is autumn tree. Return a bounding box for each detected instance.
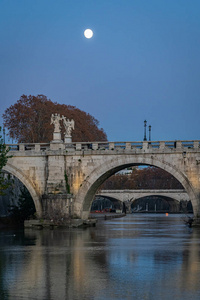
[100,166,183,190]
[3,95,107,143]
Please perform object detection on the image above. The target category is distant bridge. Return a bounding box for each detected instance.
[96,189,189,203]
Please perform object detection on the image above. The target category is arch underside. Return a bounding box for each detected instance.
[132,195,180,203]
[132,195,183,213]
[95,195,121,203]
[2,163,42,217]
[76,156,197,219]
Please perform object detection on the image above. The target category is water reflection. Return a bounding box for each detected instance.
[0,214,200,300]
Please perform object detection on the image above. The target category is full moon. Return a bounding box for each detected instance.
[84,29,93,39]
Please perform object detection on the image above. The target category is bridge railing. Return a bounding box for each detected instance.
[7,140,200,152]
[7,143,50,152]
[73,140,200,151]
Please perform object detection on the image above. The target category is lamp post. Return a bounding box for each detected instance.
[149,125,151,141]
[143,120,147,141]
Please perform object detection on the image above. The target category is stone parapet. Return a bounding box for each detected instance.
[8,140,200,155]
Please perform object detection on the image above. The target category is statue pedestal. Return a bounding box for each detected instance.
[52,132,62,142]
[64,136,72,143]
[50,132,63,150]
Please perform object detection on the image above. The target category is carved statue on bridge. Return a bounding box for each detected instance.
[62,116,75,141]
[51,113,62,133]
[50,113,75,143]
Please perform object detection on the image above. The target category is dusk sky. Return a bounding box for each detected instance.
[0,0,200,142]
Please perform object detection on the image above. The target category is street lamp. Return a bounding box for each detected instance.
[149,125,151,141]
[143,120,147,141]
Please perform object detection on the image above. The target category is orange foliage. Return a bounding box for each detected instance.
[100,167,183,190]
[3,95,107,143]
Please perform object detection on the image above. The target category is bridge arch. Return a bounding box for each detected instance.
[2,163,42,217]
[74,156,197,219]
[131,195,181,213]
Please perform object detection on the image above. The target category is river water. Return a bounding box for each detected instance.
[0,214,200,300]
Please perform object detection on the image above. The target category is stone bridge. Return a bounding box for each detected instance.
[96,189,190,213]
[3,139,200,220]
[97,189,190,203]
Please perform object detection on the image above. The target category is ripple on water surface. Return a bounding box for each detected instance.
[0,214,200,300]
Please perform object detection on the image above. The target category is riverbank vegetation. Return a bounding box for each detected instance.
[8,186,36,224]
[0,127,12,195]
[0,185,36,227]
